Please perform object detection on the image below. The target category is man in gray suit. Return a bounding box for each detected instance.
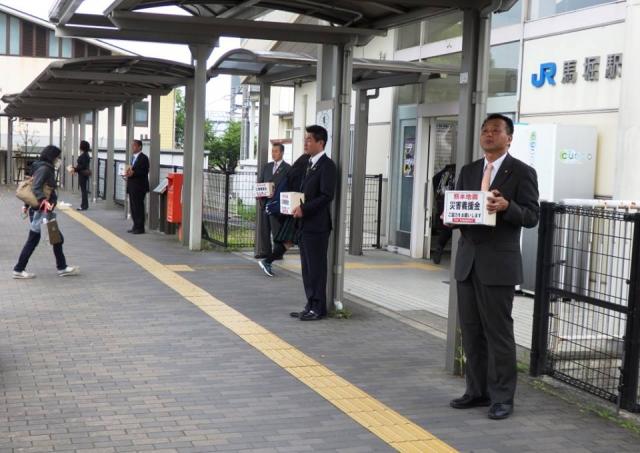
[449,114,539,420]
[256,143,290,260]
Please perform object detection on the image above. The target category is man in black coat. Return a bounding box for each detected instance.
[256,143,291,260]
[290,125,337,321]
[450,114,539,420]
[125,139,150,234]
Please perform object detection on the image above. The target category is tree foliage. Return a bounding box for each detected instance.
[206,120,241,173]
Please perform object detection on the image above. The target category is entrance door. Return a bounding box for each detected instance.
[394,119,417,249]
[426,118,458,258]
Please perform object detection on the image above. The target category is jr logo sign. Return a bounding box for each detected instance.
[531,62,557,88]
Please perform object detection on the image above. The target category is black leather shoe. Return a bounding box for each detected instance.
[432,247,443,265]
[127,229,135,233]
[450,394,491,409]
[289,310,308,318]
[132,230,145,235]
[300,311,323,321]
[488,403,513,420]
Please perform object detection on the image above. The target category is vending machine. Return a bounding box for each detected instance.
[509,123,597,293]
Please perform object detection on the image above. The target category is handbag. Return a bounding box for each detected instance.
[43,213,63,245]
[80,168,92,177]
[16,178,53,208]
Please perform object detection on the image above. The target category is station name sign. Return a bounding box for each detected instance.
[531,53,622,88]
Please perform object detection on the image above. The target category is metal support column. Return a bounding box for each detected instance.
[349,88,378,255]
[182,81,194,246]
[317,43,354,312]
[125,102,135,219]
[445,8,491,374]
[80,112,86,142]
[186,44,213,251]
[49,119,54,146]
[106,107,116,207]
[7,117,14,184]
[72,116,79,191]
[254,81,271,257]
[149,94,161,231]
[63,117,73,189]
[91,109,99,202]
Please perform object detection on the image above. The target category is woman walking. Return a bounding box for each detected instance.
[13,145,79,279]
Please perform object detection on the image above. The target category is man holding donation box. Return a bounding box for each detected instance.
[448,114,539,420]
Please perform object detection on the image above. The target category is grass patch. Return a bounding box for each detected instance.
[329,308,353,319]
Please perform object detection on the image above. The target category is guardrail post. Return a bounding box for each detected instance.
[530,201,557,376]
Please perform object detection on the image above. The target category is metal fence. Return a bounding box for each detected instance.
[530,201,640,412]
[202,170,384,250]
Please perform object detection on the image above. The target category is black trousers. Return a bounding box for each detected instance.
[435,225,452,250]
[299,230,330,317]
[457,266,517,404]
[257,202,284,256]
[79,175,89,210]
[14,229,67,272]
[129,191,146,231]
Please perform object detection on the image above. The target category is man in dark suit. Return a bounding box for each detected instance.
[256,143,291,263]
[290,125,337,321]
[450,114,539,420]
[125,139,149,234]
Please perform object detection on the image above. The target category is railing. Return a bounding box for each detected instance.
[530,201,640,412]
[201,170,384,250]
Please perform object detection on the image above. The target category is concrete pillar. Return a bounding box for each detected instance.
[186,44,213,251]
[80,112,86,141]
[72,116,79,191]
[318,43,354,312]
[614,0,640,198]
[91,109,99,203]
[49,119,54,145]
[149,94,161,230]
[182,81,194,246]
[254,82,271,257]
[445,9,491,374]
[106,107,116,207]
[64,117,73,190]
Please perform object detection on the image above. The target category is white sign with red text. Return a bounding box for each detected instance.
[444,191,496,226]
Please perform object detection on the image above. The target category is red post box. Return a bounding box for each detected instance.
[167,173,183,223]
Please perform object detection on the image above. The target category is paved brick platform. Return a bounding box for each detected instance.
[1,188,638,452]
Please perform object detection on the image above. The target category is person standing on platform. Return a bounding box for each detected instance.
[449,114,539,420]
[73,140,91,211]
[289,125,337,321]
[125,139,149,234]
[256,143,290,261]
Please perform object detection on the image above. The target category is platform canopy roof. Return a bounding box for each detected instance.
[50,0,518,46]
[1,56,193,119]
[207,49,459,89]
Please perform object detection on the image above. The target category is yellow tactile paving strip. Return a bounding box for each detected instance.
[62,207,457,453]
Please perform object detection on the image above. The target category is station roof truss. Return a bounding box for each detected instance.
[1,56,193,119]
[207,48,459,89]
[50,0,518,46]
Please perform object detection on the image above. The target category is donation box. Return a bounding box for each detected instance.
[255,182,275,198]
[280,192,304,215]
[167,173,183,223]
[443,191,496,226]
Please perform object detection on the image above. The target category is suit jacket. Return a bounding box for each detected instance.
[126,152,150,194]
[259,160,291,198]
[300,153,337,234]
[454,153,539,286]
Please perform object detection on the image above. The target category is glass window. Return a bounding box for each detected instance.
[424,53,462,104]
[61,38,72,58]
[0,13,6,54]
[9,16,20,55]
[48,31,59,57]
[395,21,421,50]
[492,0,522,28]
[530,0,615,20]
[134,101,149,127]
[423,12,462,44]
[488,42,520,97]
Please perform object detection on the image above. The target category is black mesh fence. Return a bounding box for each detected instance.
[531,202,640,412]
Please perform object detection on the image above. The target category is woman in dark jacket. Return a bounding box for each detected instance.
[13,145,79,279]
[73,140,91,210]
[258,152,310,277]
